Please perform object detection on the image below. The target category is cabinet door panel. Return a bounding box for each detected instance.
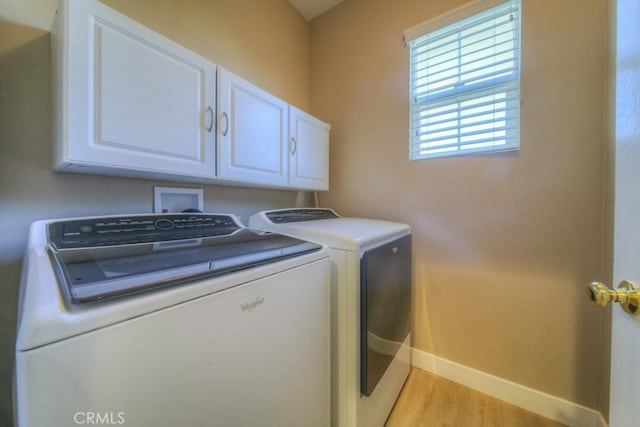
[232,88,283,172]
[289,106,330,190]
[218,68,288,187]
[55,0,216,179]
[96,22,203,161]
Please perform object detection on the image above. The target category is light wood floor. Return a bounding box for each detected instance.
[386,368,566,427]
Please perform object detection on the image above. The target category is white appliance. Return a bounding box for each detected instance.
[249,208,412,427]
[14,213,330,427]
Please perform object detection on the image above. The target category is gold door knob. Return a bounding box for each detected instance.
[587,280,640,314]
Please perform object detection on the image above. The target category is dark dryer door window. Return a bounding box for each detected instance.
[360,234,412,396]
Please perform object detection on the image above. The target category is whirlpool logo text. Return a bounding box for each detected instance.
[240,296,265,312]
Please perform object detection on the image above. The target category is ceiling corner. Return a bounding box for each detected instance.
[288,0,344,21]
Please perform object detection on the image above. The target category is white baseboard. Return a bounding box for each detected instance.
[411,348,607,427]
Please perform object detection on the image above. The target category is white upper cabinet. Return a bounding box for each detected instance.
[52,0,216,180]
[217,68,289,188]
[52,0,330,190]
[288,106,330,191]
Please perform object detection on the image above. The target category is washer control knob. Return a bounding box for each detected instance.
[154,219,174,231]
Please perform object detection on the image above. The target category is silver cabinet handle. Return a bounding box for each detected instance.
[220,112,229,136]
[205,106,214,133]
[290,137,297,155]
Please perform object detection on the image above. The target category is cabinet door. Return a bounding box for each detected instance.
[217,68,288,187]
[288,106,330,191]
[54,0,216,179]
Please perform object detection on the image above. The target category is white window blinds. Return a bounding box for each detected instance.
[406,0,521,160]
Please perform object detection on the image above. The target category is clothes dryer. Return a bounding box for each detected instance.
[249,208,411,427]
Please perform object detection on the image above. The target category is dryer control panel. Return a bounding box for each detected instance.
[265,208,339,224]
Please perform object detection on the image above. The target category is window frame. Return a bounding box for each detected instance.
[405,0,522,160]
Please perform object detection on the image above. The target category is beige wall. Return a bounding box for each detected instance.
[0,1,310,424]
[311,0,607,410]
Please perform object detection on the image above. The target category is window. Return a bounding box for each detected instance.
[405,0,521,160]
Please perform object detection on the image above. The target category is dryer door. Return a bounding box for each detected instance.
[360,234,412,396]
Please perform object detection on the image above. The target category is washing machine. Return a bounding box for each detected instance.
[249,208,412,427]
[14,213,331,427]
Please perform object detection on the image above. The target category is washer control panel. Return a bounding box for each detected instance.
[48,214,241,249]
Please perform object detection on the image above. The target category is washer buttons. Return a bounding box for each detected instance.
[154,219,175,230]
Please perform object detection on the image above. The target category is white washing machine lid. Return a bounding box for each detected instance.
[249,209,410,251]
[16,213,328,351]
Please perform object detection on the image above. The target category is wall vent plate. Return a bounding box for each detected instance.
[154,186,204,213]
